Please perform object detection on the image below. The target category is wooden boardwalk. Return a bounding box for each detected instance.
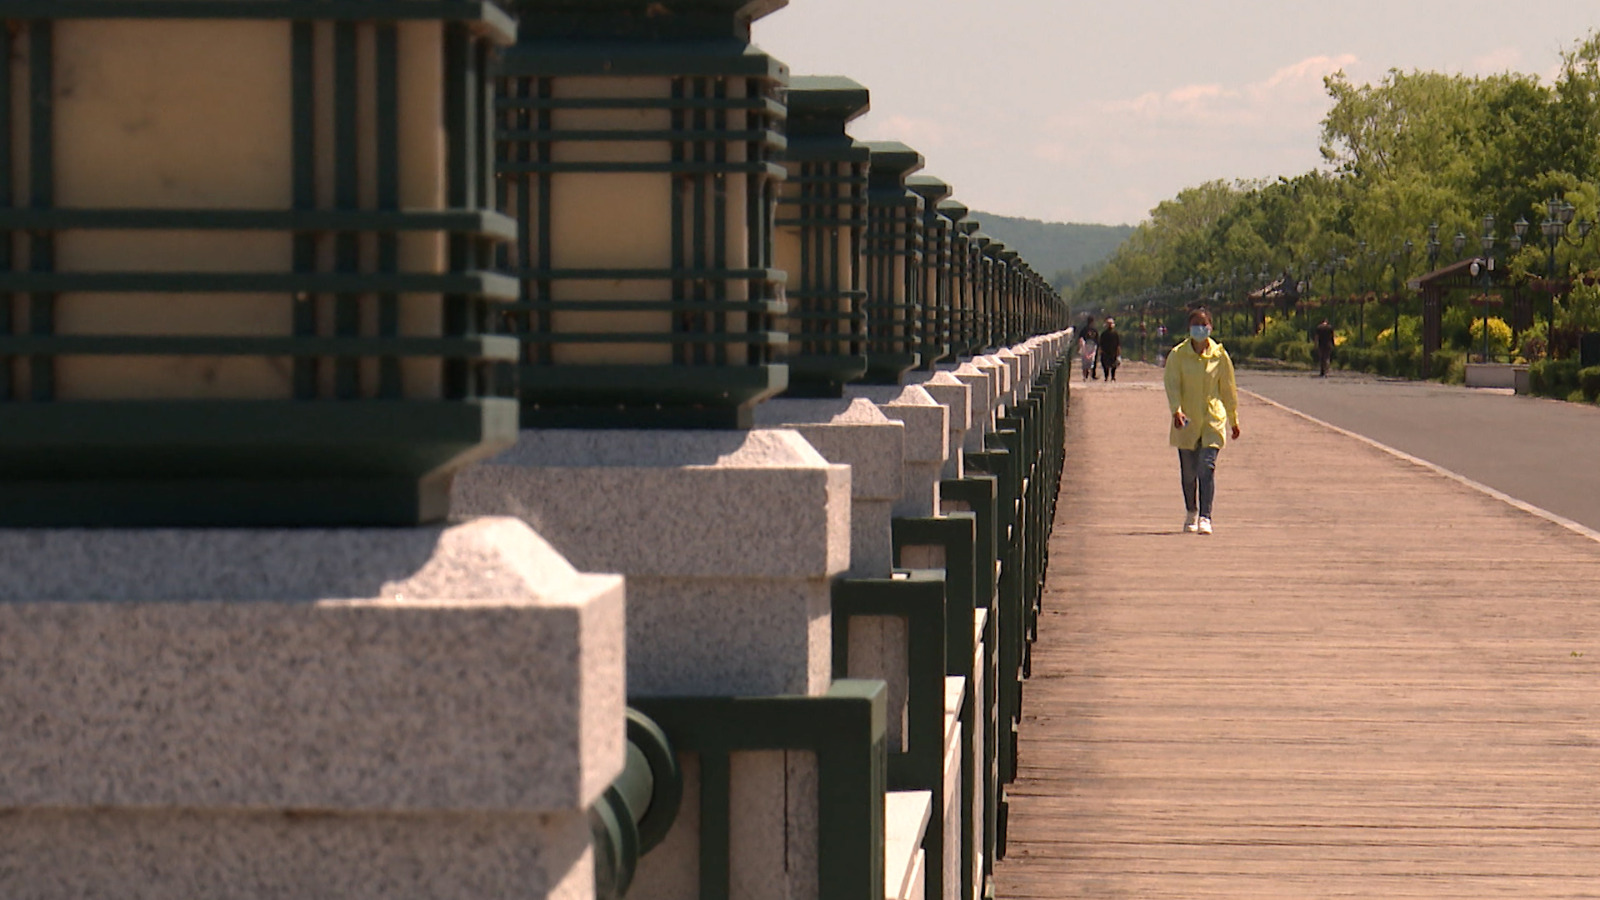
[995,363,1600,899]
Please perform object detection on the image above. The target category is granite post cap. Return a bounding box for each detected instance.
[508,0,787,40]
[788,75,871,133]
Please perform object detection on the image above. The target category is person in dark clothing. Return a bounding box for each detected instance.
[1099,318,1122,381]
[1314,319,1335,377]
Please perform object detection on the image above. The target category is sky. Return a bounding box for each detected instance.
[754,1,1600,227]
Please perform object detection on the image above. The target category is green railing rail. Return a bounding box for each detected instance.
[633,679,888,900]
[832,570,950,900]
[937,475,1002,892]
[893,512,983,899]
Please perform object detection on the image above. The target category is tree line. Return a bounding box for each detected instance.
[1075,30,1600,369]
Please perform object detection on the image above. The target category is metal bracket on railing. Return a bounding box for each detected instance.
[591,707,684,899]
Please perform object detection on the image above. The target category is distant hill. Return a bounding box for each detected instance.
[968,211,1134,292]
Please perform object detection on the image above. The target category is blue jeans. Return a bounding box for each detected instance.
[1178,443,1220,517]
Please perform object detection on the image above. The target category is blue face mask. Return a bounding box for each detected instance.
[1190,324,1211,340]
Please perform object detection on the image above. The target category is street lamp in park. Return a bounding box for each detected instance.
[1533,197,1590,359]
[1325,253,1345,320]
[1427,222,1442,272]
[1469,214,1497,363]
[1388,239,1413,354]
[1453,229,1468,261]
[1355,240,1372,345]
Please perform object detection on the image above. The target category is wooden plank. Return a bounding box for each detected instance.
[995,366,1600,898]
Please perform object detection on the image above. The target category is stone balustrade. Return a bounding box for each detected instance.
[0,3,1073,900]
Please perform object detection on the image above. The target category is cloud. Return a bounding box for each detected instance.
[1094,54,1357,130]
[1018,54,1361,223]
[1468,46,1525,76]
[1252,54,1359,99]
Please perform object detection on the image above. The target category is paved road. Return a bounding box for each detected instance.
[1237,369,1600,534]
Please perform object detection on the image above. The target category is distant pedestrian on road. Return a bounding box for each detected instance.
[1314,319,1335,377]
[1165,308,1241,535]
[1079,316,1100,382]
[1099,318,1122,381]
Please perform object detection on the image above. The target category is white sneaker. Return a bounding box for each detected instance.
[1197,516,1213,535]
[1183,512,1199,533]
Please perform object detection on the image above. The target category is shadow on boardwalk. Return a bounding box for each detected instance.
[996,362,1600,899]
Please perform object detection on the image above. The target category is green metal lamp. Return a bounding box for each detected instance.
[939,201,973,358]
[496,0,790,428]
[981,238,1009,351]
[998,249,1020,346]
[967,230,994,353]
[775,76,871,397]
[907,176,953,369]
[0,2,519,526]
[954,218,982,356]
[863,141,925,383]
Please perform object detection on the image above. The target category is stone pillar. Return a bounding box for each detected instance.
[752,399,903,578]
[454,428,849,900]
[0,519,623,900]
[912,370,972,480]
[845,384,948,518]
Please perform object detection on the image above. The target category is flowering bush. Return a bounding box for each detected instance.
[1467,316,1513,357]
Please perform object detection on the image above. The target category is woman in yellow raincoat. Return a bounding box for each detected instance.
[1164,308,1241,535]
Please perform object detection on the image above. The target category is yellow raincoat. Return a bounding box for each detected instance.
[1164,338,1240,449]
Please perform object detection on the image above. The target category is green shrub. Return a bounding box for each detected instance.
[1569,388,1588,403]
[1258,316,1300,349]
[1280,340,1315,365]
[1529,358,1581,398]
[1441,306,1474,350]
[1445,353,1467,384]
[1372,350,1395,376]
[1397,347,1419,378]
[1374,314,1422,352]
[1580,366,1600,402]
[1338,346,1367,372]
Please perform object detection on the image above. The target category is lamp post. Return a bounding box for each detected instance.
[1356,240,1370,346]
[1471,214,1496,363]
[1533,196,1591,359]
[1325,253,1345,332]
[1391,239,1413,354]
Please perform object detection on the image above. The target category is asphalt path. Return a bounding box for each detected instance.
[1237,369,1600,534]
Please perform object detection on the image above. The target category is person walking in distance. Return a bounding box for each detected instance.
[1314,318,1335,377]
[1165,308,1241,535]
[1099,317,1122,381]
[1078,316,1100,382]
